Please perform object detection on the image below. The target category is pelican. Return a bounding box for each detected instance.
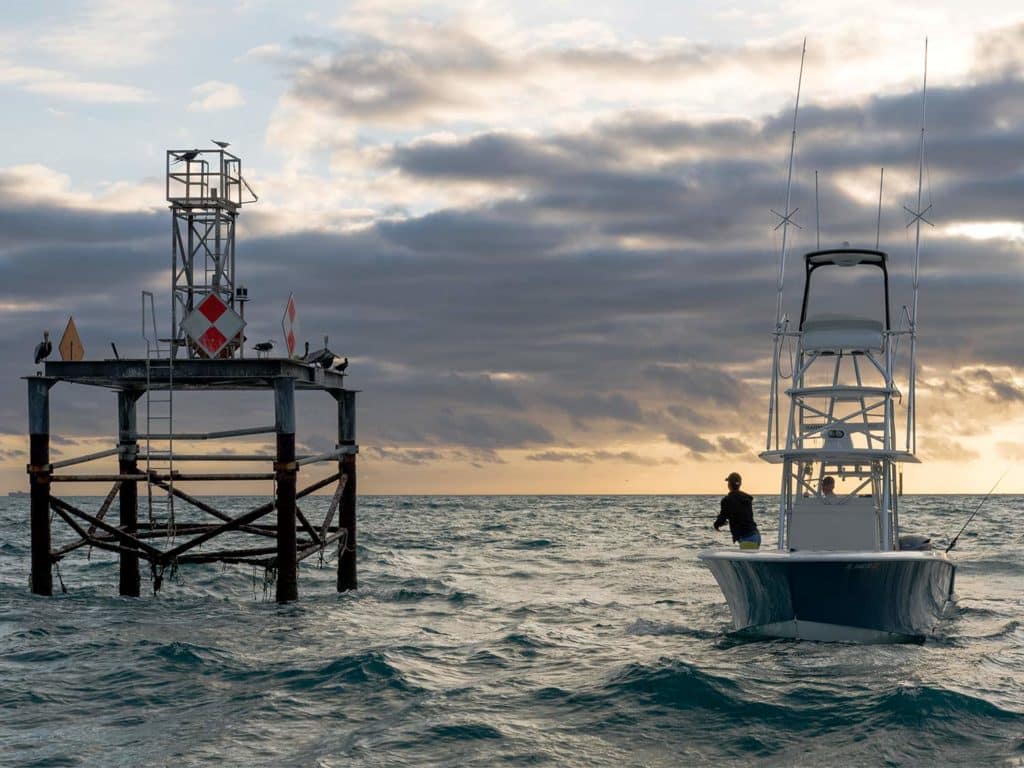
[172,149,200,164]
[34,331,52,365]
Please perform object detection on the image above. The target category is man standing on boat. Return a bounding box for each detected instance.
[713,472,761,549]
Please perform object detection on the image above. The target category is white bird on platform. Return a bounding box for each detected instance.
[212,139,230,149]
[253,339,274,358]
[34,331,52,365]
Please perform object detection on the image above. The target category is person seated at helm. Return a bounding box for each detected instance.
[821,475,836,501]
[713,472,761,550]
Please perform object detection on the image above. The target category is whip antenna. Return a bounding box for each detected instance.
[771,37,807,330]
[875,167,884,249]
[903,38,932,455]
[815,170,821,249]
[766,38,807,451]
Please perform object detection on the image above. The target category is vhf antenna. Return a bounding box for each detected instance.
[875,167,884,249]
[904,38,932,454]
[766,38,807,451]
[815,170,821,249]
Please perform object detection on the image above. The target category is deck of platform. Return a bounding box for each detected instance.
[41,358,348,391]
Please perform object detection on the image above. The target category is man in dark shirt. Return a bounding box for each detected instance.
[713,472,761,549]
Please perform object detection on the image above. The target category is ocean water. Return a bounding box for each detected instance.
[1,494,1022,767]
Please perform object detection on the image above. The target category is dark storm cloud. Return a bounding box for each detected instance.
[377,206,568,258]
[643,364,749,407]
[665,429,716,455]
[543,392,645,426]
[432,409,554,450]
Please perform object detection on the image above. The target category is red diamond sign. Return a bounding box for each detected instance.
[182,293,245,358]
[281,293,299,358]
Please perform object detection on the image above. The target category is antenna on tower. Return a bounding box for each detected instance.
[766,38,807,451]
[815,170,821,249]
[771,36,807,327]
[875,167,884,249]
[903,38,933,454]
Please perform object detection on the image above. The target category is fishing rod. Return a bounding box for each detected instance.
[945,468,1009,553]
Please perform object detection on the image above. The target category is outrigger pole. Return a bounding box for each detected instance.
[767,38,807,451]
[905,38,931,455]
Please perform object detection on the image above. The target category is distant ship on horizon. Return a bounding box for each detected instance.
[7,491,29,497]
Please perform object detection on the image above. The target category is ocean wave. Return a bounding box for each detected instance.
[274,651,419,694]
[624,618,719,639]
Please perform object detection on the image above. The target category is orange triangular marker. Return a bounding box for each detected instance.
[58,316,84,361]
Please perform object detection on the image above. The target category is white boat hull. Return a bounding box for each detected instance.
[698,550,955,643]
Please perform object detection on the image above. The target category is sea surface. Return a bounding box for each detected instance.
[1,494,1022,767]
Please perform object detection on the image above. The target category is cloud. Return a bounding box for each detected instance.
[716,436,751,455]
[0,61,153,104]
[38,0,177,69]
[6,13,1024,490]
[188,81,246,112]
[665,429,716,455]
[525,450,671,466]
[919,437,981,463]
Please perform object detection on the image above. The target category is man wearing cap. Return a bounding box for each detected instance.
[713,472,761,549]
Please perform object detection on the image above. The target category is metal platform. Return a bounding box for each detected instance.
[42,358,348,391]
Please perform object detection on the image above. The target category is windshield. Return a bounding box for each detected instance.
[801,260,888,327]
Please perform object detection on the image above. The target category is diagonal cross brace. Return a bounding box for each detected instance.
[904,203,934,228]
[771,207,802,231]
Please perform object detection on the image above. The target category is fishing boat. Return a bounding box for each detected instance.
[699,44,955,643]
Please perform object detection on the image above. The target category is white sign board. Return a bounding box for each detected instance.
[182,293,245,358]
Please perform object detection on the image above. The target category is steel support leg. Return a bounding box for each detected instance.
[336,390,357,592]
[274,378,298,602]
[118,390,142,597]
[28,378,54,596]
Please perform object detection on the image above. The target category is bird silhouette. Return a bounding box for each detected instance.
[253,339,274,358]
[34,331,52,365]
[303,347,348,371]
[172,149,200,164]
[211,140,230,149]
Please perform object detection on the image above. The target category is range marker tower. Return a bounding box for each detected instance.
[26,146,358,603]
[168,148,253,358]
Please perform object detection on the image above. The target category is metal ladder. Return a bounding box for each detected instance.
[142,291,176,536]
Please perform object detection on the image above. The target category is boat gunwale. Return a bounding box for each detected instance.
[697,549,955,564]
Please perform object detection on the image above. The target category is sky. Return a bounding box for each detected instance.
[2,0,1024,494]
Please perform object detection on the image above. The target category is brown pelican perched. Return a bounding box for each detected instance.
[34,331,52,365]
[304,347,348,372]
